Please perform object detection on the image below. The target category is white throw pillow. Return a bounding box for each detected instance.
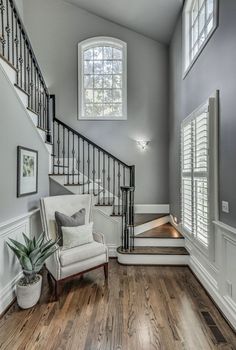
[62,222,94,249]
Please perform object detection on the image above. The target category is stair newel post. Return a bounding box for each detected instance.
[92,146,95,195]
[98,150,101,204]
[118,162,121,215]
[108,156,110,205]
[121,186,134,251]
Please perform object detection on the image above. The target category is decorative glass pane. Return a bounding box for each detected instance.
[84,48,93,60]
[113,48,122,59]
[192,22,198,45]
[104,104,113,116]
[103,46,112,59]
[93,104,103,116]
[207,17,213,34]
[207,0,214,18]
[94,75,103,88]
[84,75,93,89]
[104,90,113,103]
[85,104,94,116]
[199,6,206,34]
[94,90,103,103]
[113,75,122,88]
[94,61,103,74]
[104,61,113,74]
[113,104,122,116]
[113,61,122,74]
[94,47,103,60]
[85,89,93,103]
[192,0,198,23]
[84,61,93,74]
[113,89,122,102]
[103,75,112,88]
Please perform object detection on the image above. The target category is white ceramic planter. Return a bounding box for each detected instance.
[16,274,42,309]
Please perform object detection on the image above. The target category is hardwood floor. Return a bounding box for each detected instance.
[134,214,168,226]
[0,260,235,350]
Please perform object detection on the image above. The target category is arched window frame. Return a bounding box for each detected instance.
[78,36,127,120]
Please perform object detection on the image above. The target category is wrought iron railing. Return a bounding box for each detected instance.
[52,117,135,221]
[0,0,51,139]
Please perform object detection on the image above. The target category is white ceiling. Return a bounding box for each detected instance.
[64,0,183,44]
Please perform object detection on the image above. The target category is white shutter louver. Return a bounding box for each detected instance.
[181,104,209,247]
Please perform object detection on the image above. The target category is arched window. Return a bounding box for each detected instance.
[78,37,127,120]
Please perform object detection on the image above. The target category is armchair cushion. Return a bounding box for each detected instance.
[55,208,86,245]
[62,222,94,248]
[59,241,107,267]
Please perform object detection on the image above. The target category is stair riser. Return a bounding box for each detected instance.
[134,215,170,235]
[117,253,189,265]
[134,238,185,247]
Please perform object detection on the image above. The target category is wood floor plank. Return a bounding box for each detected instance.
[136,223,184,239]
[0,261,235,350]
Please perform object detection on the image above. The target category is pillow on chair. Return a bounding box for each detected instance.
[55,209,85,246]
[62,222,94,249]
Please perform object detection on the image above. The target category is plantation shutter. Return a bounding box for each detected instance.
[181,103,209,247]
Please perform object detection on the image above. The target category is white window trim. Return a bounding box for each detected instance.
[181,91,219,259]
[78,36,127,120]
[182,0,219,78]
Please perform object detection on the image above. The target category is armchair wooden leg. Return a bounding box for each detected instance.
[55,281,60,301]
[104,263,108,280]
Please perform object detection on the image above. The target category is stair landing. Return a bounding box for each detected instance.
[134,213,168,226]
[136,223,183,239]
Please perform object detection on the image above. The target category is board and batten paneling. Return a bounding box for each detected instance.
[0,209,42,314]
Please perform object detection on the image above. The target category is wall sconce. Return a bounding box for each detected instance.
[136,140,150,151]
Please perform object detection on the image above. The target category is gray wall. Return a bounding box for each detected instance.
[0,67,49,223]
[23,0,169,204]
[169,0,236,227]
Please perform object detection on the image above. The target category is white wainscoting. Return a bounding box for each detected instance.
[183,220,236,330]
[0,209,42,315]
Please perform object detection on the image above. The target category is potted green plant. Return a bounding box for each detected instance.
[7,232,58,309]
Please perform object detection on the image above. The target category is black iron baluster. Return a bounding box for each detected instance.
[57,122,60,175]
[67,129,70,184]
[72,132,75,184]
[15,19,19,84]
[88,143,90,194]
[27,46,30,95]
[6,0,10,61]
[34,66,37,114]
[30,56,33,110]
[118,162,121,215]
[82,139,85,193]
[98,150,101,204]
[108,156,110,205]
[11,2,14,65]
[0,0,5,57]
[92,146,95,196]
[23,38,26,91]
[78,136,80,184]
[62,126,65,175]
[103,153,105,204]
[113,160,116,215]
[19,28,22,88]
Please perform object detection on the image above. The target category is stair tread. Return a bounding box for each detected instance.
[134,213,168,226]
[117,246,189,255]
[136,223,183,239]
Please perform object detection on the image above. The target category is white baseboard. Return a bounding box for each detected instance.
[190,255,236,330]
[117,252,189,265]
[135,204,170,214]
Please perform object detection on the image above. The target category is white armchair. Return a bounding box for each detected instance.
[40,194,109,298]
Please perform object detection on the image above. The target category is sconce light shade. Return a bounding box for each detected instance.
[137,140,150,151]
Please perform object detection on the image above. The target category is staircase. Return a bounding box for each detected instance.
[0,0,188,264]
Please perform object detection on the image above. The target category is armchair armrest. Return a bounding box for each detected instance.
[93,232,105,244]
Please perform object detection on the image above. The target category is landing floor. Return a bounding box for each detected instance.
[0,260,235,350]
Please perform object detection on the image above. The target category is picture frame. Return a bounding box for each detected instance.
[17,146,38,197]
